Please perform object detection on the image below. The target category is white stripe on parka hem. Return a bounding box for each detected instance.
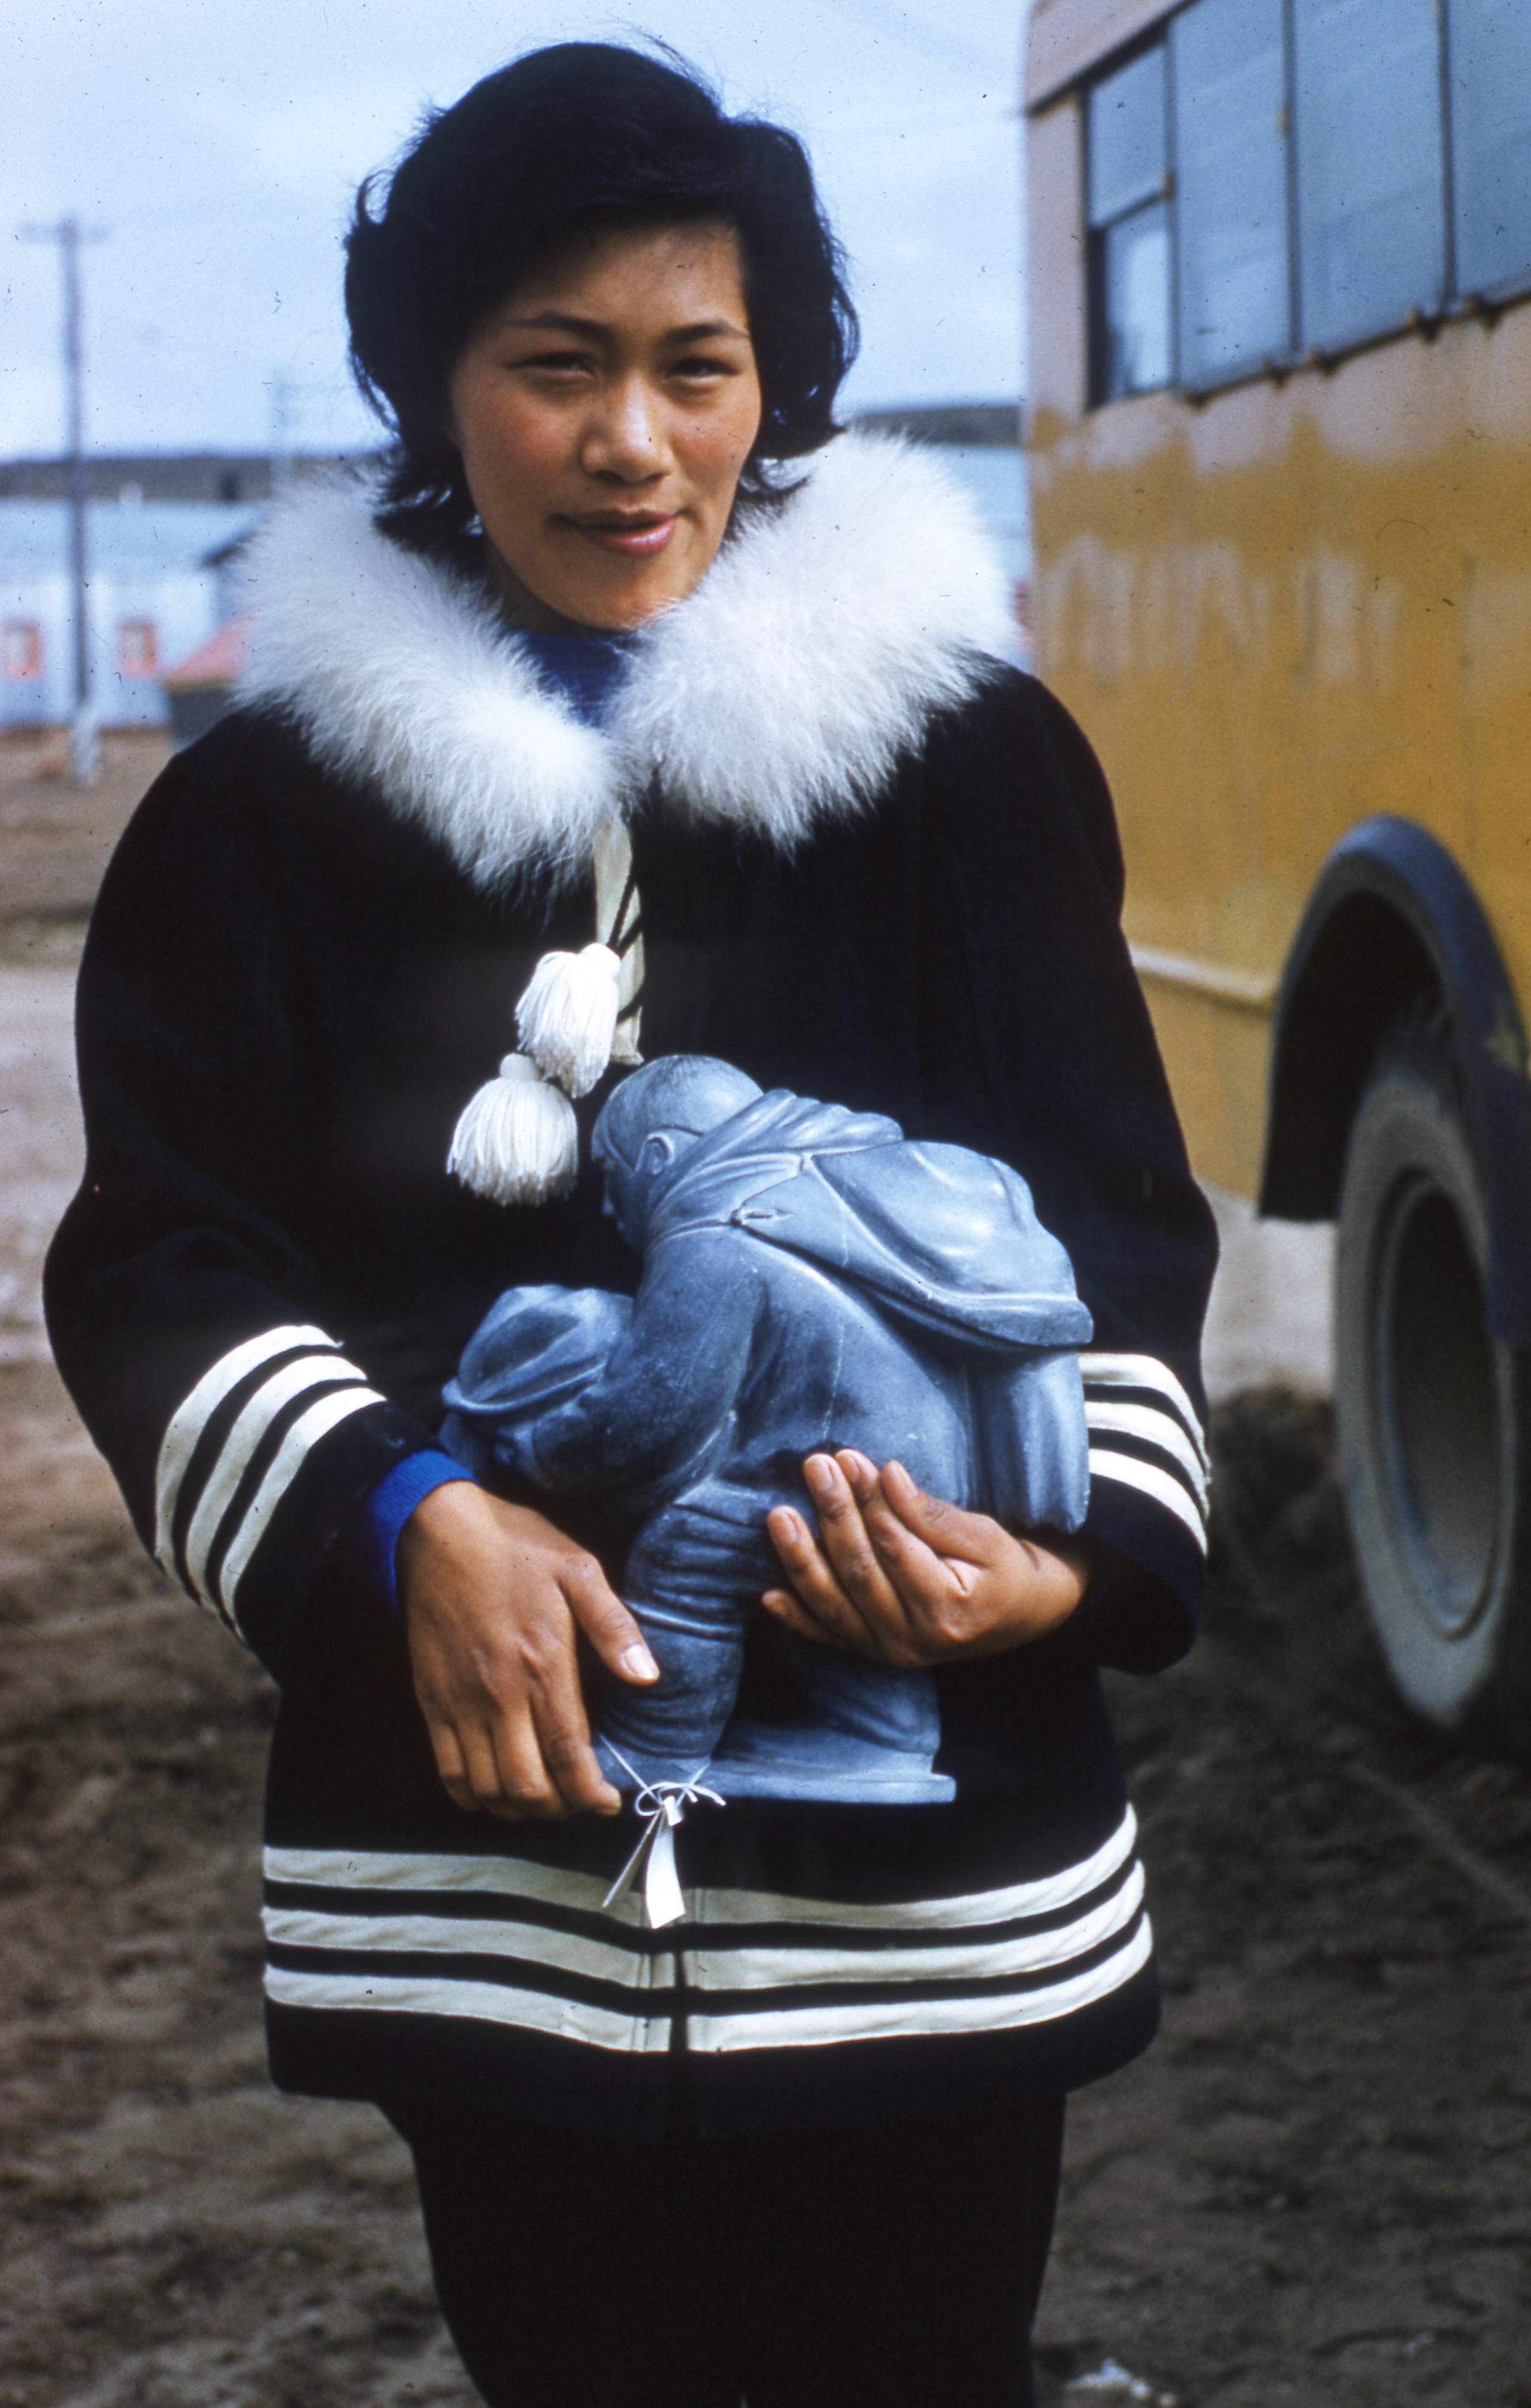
[689,1862,1146,1994]
[687,1917,1155,2054]
[263,1807,1140,1937]
[262,1963,674,2054]
[260,1859,1144,1999]
[687,1805,1140,1928]
[266,1844,630,1915]
[263,1902,658,1994]
[262,1918,1153,2054]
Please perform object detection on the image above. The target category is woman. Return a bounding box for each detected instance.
[45,42,1216,2407]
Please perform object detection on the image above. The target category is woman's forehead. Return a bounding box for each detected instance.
[490,217,750,332]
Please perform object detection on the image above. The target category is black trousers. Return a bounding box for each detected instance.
[386,2091,1065,2408]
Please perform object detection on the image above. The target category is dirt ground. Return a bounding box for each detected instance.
[3,735,1530,2406]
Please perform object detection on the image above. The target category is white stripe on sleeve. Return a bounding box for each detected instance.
[216,1384,384,1631]
[1079,1352,1209,1469]
[1087,1448,1208,1550]
[154,1323,332,1567]
[1084,1399,1209,1510]
[181,1351,372,1608]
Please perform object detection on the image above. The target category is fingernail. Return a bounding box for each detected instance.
[773,1509,801,1541]
[624,1642,659,1682]
[805,1456,836,1498]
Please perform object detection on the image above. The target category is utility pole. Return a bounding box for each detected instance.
[20,216,107,783]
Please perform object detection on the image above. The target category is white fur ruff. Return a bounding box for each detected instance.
[611,439,1015,844]
[237,486,620,895]
[236,434,1016,891]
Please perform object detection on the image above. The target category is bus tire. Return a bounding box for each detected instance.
[1335,1004,1531,1744]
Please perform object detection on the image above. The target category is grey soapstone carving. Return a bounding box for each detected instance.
[441,1057,1093,1804]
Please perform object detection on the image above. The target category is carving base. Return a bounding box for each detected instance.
[595,1728,955,1805]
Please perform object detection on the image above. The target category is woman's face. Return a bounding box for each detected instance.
[446,219,763,633]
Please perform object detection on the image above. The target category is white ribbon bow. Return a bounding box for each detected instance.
[601,1750,724,1929]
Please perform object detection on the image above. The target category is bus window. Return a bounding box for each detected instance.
[1449,0,1531,298]
[1087,46,1172,400]
[1172,0,1290,385]
[1069,0,1531,398]
[1292,0,1446,351]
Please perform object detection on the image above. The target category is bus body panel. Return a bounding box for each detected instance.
[1028,0,1174,110]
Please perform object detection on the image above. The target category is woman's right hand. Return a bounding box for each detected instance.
[397,1481,658,1820]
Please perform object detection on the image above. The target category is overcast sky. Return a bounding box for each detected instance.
[4,1,1034,462]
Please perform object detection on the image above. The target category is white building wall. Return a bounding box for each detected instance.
[1,499,254,730]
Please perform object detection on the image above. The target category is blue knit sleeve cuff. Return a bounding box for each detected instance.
[357,1449,476,1617]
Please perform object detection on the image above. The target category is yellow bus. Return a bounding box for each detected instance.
[1025,0,1531,1743]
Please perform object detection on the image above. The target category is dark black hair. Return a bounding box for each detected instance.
[345,42,859,555]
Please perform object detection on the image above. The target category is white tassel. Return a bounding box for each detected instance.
[447,1054,578,1205]
[516,942,621,1099]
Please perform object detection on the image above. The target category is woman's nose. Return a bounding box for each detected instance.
[581,378,670,480]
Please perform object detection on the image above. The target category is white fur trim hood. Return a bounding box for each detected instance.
[235,433,1016,893]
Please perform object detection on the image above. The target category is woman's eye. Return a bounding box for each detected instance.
[516,350,592,375]
[670,356,731,383]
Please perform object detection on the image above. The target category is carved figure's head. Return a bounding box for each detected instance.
[592,1055,762,1246]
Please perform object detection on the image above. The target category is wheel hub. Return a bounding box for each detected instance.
[1373,1169,1502,1638]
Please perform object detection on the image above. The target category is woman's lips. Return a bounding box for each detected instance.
[568,514,677,559]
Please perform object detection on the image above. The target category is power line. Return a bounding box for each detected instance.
[825,0,1015,87]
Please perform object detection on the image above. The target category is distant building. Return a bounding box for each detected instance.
[1,494,257,730]
[0,452,375,735]
[851,403,1023,449]
[0,451,368,505]
[161,613,251,747]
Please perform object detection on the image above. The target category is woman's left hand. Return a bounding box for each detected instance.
[763,1450,1091,1666]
